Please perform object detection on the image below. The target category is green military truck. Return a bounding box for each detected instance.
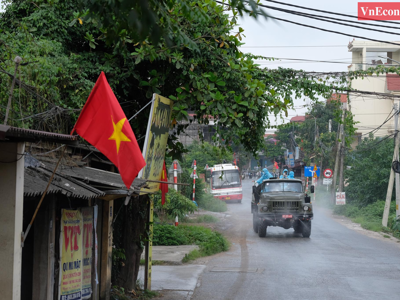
[251,178,314,238]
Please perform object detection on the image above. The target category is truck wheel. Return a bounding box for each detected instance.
[302,221,312,238]
[253,214,259,233]
[258,222,267,237]
[293,221,302,234]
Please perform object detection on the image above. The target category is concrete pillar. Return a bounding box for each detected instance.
[0,142,25,300]
[362,47,367,70]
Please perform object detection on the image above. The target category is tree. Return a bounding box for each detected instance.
[345,135,394,205]
[275,100,356,170]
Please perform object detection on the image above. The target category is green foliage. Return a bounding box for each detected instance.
[333,201,397,233]
[197,193,228,212]
[185,214,219,223]
[182,249,202,263]
[345,136,394,205]
[153,224,229,258]
[153,189,197,220]
[182,141,233,174]
[275,100,356,169]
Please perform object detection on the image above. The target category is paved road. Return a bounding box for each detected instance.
[191,180,400,300]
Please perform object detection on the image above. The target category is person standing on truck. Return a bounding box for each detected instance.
[280,169,289,179]
[256,168,273,184]
[289,170,295,179]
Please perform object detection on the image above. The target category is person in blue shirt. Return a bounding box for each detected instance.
[288,171,295,179]
[280,169,288,179]
[256,168,273,184]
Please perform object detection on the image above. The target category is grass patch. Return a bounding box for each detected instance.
[197,193,227,212]
[184,214,219,223]
[153,224,229,261]
[182,249,202,263]
[139,259,166,266]
[332,201,400,235]
[383,235,391,238]
[111,286,159,300]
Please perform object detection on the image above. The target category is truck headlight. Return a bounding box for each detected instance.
[262,206,268,212]
[303,206,309,211]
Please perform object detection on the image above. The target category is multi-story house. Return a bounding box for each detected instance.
[348,40,400,146]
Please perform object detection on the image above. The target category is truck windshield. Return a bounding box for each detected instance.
[262,182,302,193]
[212,170,241,189]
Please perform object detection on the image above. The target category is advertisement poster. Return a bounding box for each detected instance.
[81,207,93,299]
[139,93,173,192]
[59,209,83,300]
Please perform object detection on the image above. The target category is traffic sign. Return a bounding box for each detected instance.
[323,169,333,178]
[304,166,320,177]
[323,178,332,185]
[336,192,346,205]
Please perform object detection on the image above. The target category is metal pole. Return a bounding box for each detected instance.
[193,160,196,202]
[173,160,178,191]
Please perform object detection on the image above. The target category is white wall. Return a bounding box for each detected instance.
[0,142,25,300]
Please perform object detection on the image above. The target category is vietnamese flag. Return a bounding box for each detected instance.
[274,161,279,169]
[160,161,168,205]
[71,72,146,189]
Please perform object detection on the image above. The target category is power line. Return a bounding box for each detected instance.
[264,0,400,25]
[255,57,389,65]
[216,1,400,47]
[258,3,400,35]
[241,45,346,48]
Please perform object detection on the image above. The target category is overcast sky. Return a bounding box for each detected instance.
[237,0,400,126]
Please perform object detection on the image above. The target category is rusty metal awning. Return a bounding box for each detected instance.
[0,125,78,144]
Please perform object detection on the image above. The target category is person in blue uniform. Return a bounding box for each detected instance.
[288,171,295,179]
[280,169,288,179]
[256,168,273,184]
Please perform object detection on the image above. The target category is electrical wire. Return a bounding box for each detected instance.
[216,1,400,47]
[257,3,400,35]
[264,0,400,25]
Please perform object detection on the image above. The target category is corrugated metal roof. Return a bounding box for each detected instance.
[24,167,104,199]
[0,125,78,144]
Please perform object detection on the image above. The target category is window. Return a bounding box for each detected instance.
[261,181,302,193]
[212,170,241,189]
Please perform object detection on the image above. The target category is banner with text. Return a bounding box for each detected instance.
[139,93,173,193]
[81,207,93,299]
[59,209,83,300]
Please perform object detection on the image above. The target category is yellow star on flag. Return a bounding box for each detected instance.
[109,117,131,153]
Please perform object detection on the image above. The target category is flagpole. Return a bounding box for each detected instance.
[128,97,156,122]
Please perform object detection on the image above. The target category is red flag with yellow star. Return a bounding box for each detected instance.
[160,161,168,205]
[71,72,146,189]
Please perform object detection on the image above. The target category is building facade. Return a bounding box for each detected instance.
[348,40,400,145]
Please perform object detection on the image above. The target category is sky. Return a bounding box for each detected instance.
[236,0,400,126]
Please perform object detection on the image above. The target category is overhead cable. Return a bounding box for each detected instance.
[216,1,400,47]
[258,3,400,35]
[264,0,400,25]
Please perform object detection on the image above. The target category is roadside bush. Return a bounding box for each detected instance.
[197,193,227,212]
[184,214,219,223]
[333,201,396,232]
[153,189,197,220]
[153,224,229,258]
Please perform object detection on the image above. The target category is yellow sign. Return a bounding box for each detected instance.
[81,207,93,299]
[59,209,83,300]
[139,94,173,192]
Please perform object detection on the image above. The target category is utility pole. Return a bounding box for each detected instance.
[338,110,346,193]
[383,104,399,226]
[397,103,400,220]
[332,104,346,204]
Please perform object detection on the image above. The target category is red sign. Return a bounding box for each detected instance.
[358,3,400,20]
[323,169,333,178]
